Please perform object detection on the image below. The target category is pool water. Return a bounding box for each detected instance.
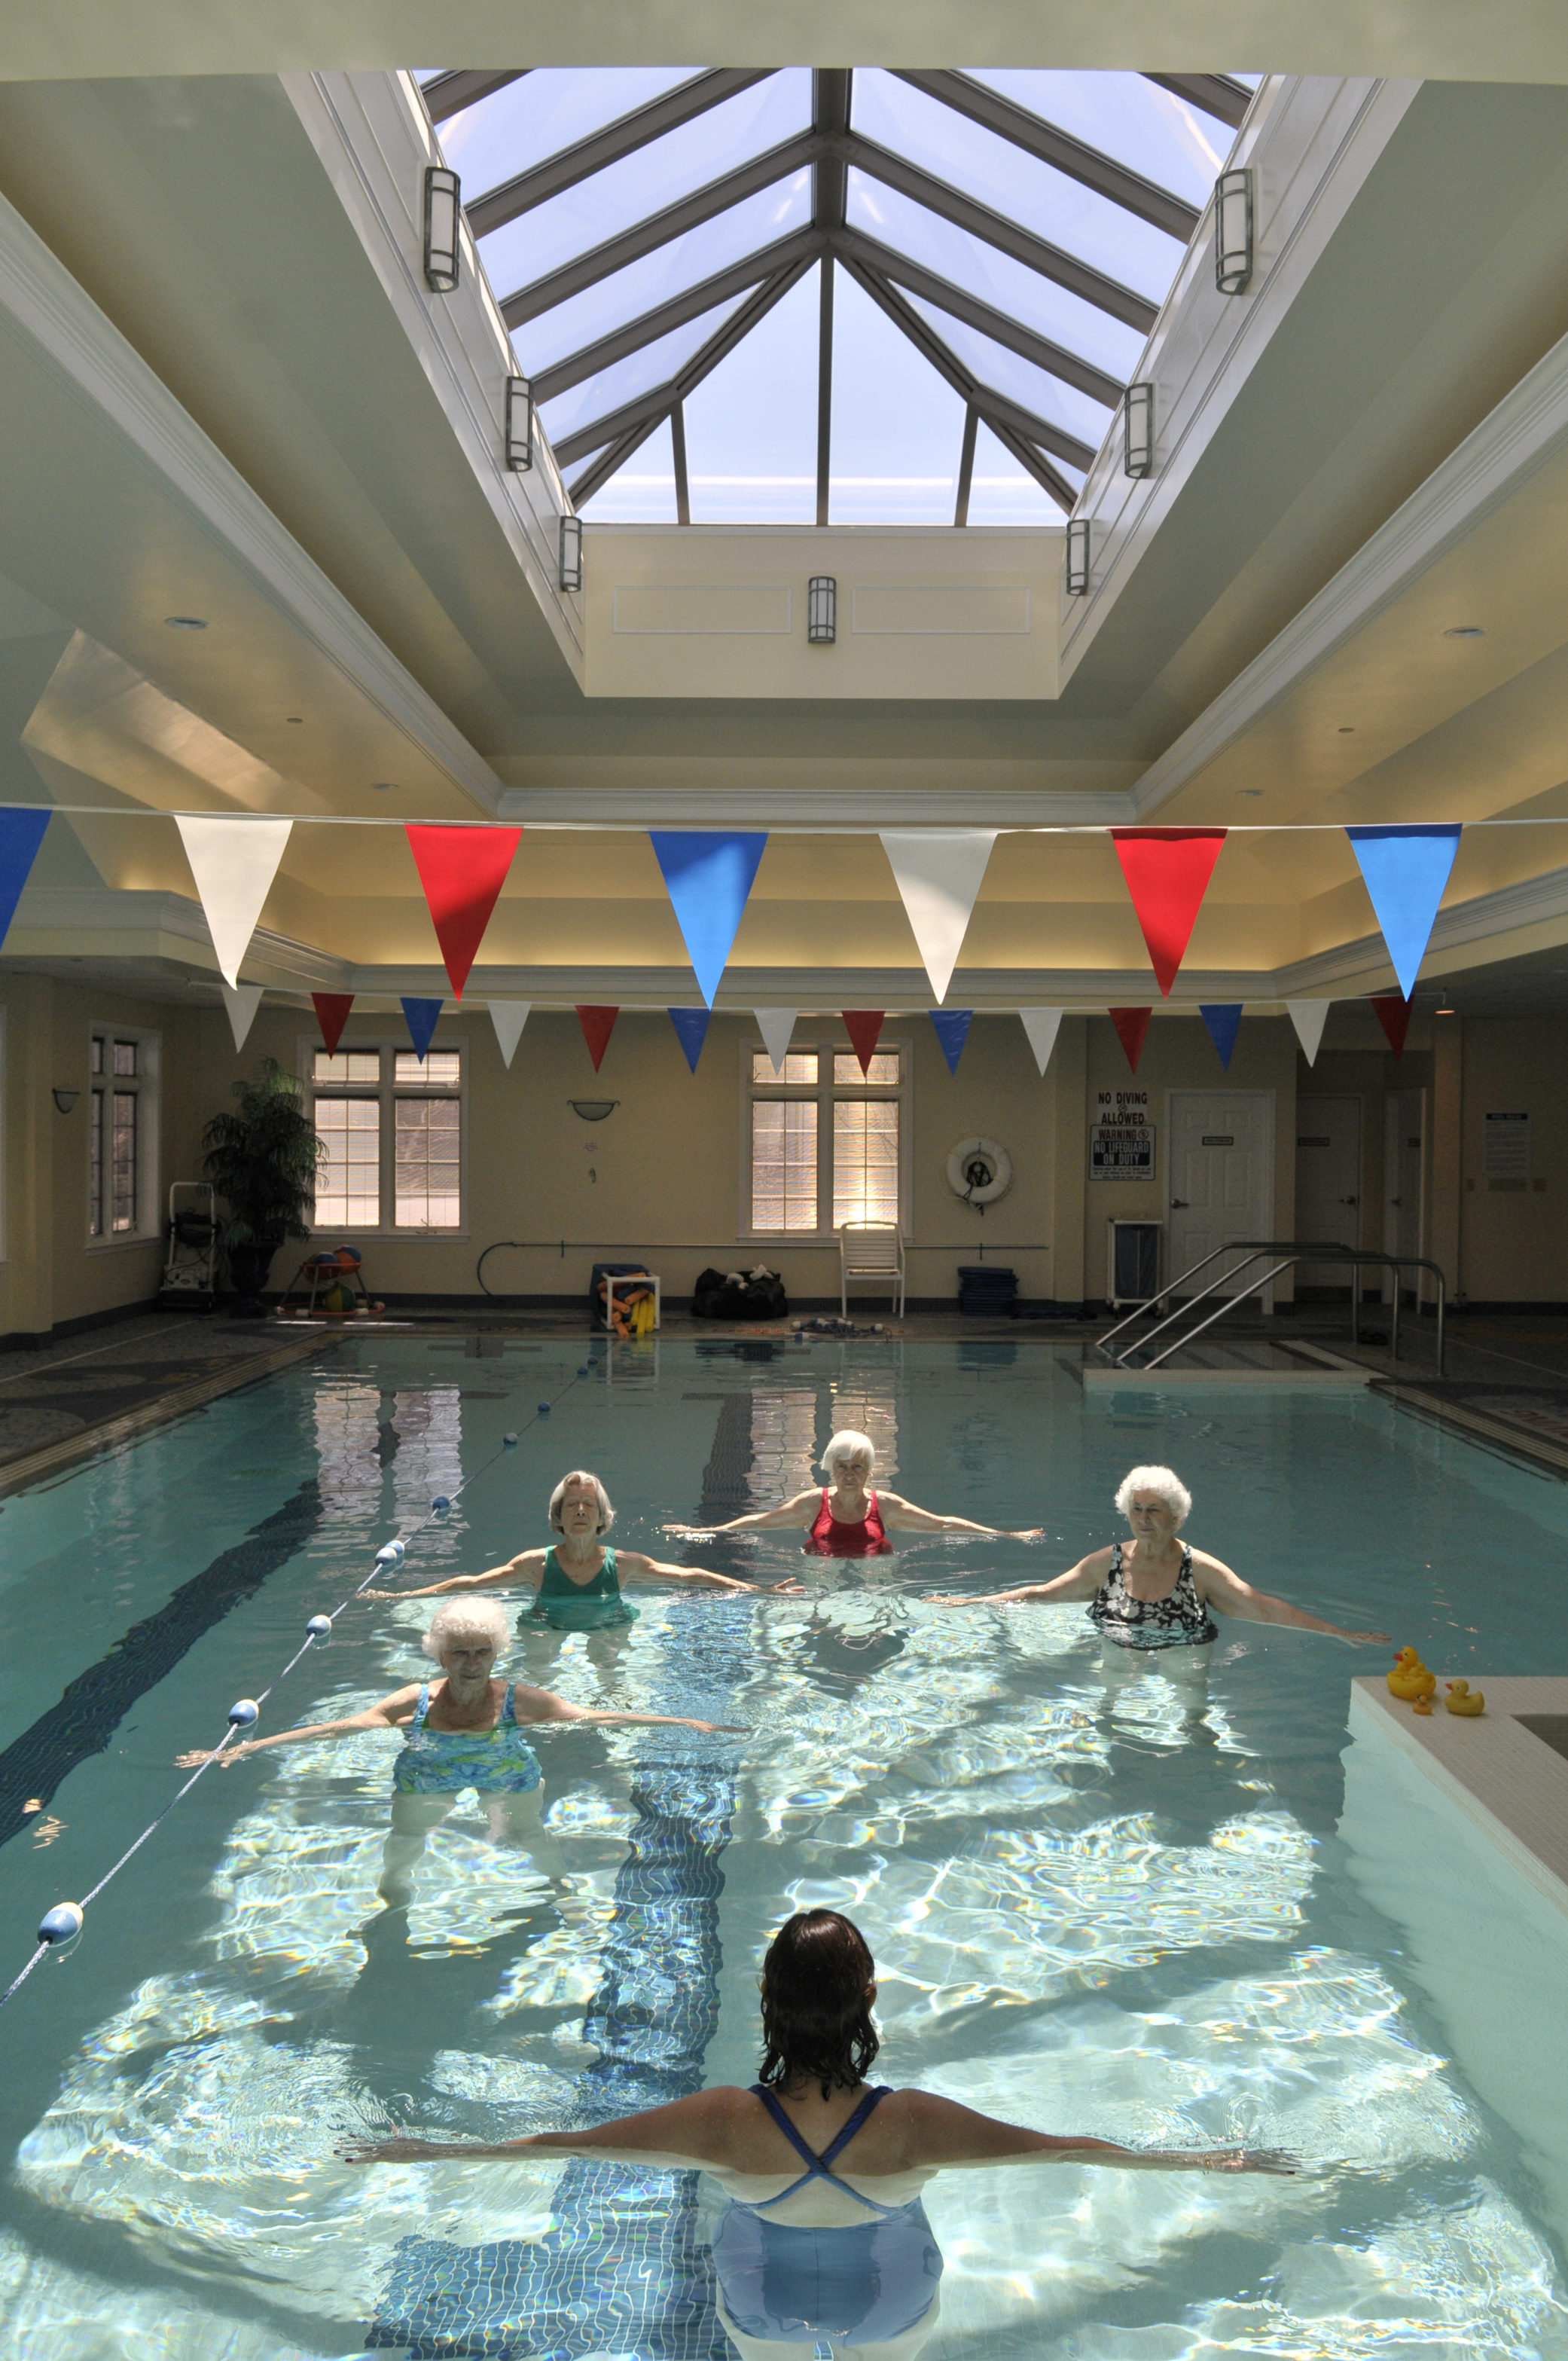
[1,1333,1566,2358]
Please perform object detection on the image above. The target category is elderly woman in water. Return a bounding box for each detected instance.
[176,1596,737,1904]
[666,1428,1042,1559]
[341,1907,1292,2359]
[927,1463,1390,1649]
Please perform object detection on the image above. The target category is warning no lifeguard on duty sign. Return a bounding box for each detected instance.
[1091,1090,1156,1179]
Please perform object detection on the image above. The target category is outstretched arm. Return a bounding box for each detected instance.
[512,1682,741,1736]
[926,1552,1106,1608]
[1194,1553,1390,1644]
[615,1550,800,1596]
[361,1550,545,1603]
[341,2089,746,2168]
[663,1491,818,1538]
[893,2093,1293,2174]
[175,1684,419,1768]
[879,1492,1042,1539]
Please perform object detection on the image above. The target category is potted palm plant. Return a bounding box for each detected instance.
[202,1058,325,1313]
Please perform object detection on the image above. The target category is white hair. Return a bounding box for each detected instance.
[1115,1465,1192,1527]
[548,1469,616,1533]
[422,1595,510,1660]
[822,1429,877,1478]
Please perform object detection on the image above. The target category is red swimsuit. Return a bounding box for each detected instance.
[806,1487,891,1557]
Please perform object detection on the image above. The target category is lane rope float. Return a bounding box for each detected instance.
[0,1352,602,2011]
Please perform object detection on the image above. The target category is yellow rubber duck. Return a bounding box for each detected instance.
[1444,1679,1484,1717]
[1411,1696,1433,1715]
[1387,1648,1437,1703]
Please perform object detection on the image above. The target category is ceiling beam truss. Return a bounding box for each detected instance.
[531,226,819,403]
[421,69,529,124]
[1142,72,1254,128]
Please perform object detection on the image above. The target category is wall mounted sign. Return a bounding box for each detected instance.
[1091,1089,1155,1179]
[1483,1110,1530,1179]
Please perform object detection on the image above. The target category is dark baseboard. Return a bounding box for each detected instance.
[0,1294,167,1354]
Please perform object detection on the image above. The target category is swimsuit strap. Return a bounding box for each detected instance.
[410,1683,431,1731]
[503,1683,517,1724]
[818,2085,889,2166]
[1109,1541,1123,1576]
[747,2085,902,2216]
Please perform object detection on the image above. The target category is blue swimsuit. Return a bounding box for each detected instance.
[392,1683,543,1796]
[711,2086,943,2346]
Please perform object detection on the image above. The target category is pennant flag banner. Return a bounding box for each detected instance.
[880,830,996,1003]
[649,830,767,1006]
[668,1006,711,1073]
[1018,1007,1063,1076]
[401,997,443,1061]
[406,823,523,1000]
[220,982,263,1052]
[1111,828,1227,996]
[1109,1006,1152,1074]
[1347,823,1461,999]
[1199,1003,1243,1070]
[577,1005,619,1071]
[311,993,354,1055]
[0,808,50,948]
[842,1011,886,1076]
[754,1009,799,1074]
[929,1008,973,1074]
[488,1002,530,1068]
[175,813,292,988]
[1370,991,1412,1058]
[1288,999,1332,1065]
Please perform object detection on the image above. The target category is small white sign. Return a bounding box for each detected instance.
[1483,1110,1530,1178]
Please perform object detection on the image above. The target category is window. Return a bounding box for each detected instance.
[307,1042,464,1232]
[747,1039,906,1234]
[88,1024,159,1242]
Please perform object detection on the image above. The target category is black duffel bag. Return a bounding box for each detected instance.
[691,1265,789,1319]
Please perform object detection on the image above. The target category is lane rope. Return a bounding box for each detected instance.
[0,1351,602,2010]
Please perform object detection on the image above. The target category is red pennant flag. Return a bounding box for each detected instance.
[311,992,354,1056]
[1109,1006,1152,1073]
[405,824,523,1000]
[1110,829,1227,997]
[842,1011,886,1075]
[1370,991,1412,1058]
[577,1005,619,1071]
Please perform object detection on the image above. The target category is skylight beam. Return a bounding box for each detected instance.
[1142,72,1254,129]
[670,402,692,524]
[812,70,851,527]
[421,69,531,125]
[568,412,670,507]
[953,405,978,526]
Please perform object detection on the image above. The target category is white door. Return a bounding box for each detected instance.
[1166,1092,1276,1301]
[1295,1096,1362,1290]
[1384,1089,1426,1300]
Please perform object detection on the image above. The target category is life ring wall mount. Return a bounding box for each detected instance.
[947,1136,1013,1211]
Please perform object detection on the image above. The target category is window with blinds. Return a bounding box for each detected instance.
[310,1043,463,1231]
[748,1040,904,1234]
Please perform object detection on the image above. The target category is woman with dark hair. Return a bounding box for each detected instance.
[342,1908,1294,2356]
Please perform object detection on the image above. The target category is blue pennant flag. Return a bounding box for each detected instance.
[401,996,443,1061]
[1198,1003,1243,1069]
[929,1008,973,1073]
[0,808,50,948]
[667,1006,711,1072]
[1346,824,1461,999]
[649,831,767,1006]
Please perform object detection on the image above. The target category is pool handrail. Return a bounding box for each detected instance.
[1099,1240,1448,1376]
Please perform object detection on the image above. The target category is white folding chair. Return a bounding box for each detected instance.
[839,1223,906,1318]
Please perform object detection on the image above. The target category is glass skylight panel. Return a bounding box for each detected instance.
[843,176,1145,378]
[828,267,966,524]
[538,295,749,444]
[851,69,1184,304]
[902,296,1113,449]
[681,267,818,523]
[477,70,812,299]
[964,418,1065,524]
[514,176,813,374]
[438,67,698,177]
[578,415,679,521]
[962,69,1233,204]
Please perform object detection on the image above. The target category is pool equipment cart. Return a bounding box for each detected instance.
[159,1183,218,1309]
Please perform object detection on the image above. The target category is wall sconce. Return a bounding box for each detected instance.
[569,1099,618,1121]
[807,576,837,644]
[1123,382,1155,478]
[1065,516,1091,596]
[1215,166,1253,294]
[505,375,533,472]
[559,513,583,593]
[51,1088,79,1114]
[423,165,462,292]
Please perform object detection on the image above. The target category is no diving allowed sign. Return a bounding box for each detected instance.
[1091,1089,1155,1179]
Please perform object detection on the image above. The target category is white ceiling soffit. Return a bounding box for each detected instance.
[1132,312,1568,817]
[0,182,504,817]
[8,3,1568,79]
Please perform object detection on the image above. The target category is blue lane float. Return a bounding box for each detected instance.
[38,1902,83,1945]
[227,1699,260,1727]
[431,1495,451,1513]
[307,1614,333,1640]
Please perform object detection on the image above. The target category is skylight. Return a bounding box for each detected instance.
[419,66,1253,526]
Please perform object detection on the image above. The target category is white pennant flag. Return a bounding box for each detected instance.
[175,814,292,988]
[880,831,996,1003]
[1018,1008,1064,1075]
[220,982,263,1050]
[1287,1000,1332,1065]
[753,1009,800,1074]
[489,1002,531,1067]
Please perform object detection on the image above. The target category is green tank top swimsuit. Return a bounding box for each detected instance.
[526,1544,639,1632]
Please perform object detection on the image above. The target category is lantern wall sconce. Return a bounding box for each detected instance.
[1065,517,1091,597]
[559,514,583,593]
[1123,382,1155,478]
[423,165,462,292]
[807,576,837,643]
[505,376,532,472]
[51,1088,79,1114]
[1215,166,1253,295]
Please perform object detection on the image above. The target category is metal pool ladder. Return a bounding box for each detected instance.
[1096,1239,1448,1377]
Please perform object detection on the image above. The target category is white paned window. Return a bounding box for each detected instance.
[87,1023,160,1243]
[833,1098,901,1227]
[751,1099,819,1230]
[307,1041,465,1233]
[746,1037,907,1235]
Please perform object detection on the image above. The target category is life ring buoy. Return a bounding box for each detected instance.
[947,1136,1012,1207]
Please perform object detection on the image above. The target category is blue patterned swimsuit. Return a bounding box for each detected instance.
[392,1682,543,1795]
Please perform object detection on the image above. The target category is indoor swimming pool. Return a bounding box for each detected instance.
[1,1333,1566,2359]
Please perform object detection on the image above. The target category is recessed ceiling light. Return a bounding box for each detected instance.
[164,615,207,631]
[1443,625,1485,639]
[1436,1004,1457,1015]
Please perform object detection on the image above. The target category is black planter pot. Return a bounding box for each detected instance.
[225,1241,279,1315]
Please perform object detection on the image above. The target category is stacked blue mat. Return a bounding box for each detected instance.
[957,1265,1017,1316]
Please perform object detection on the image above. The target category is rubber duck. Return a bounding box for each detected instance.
[1411,1696,1433,1715]
[1444,1679,1484,1717]
[1387,1649,1437,1703]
